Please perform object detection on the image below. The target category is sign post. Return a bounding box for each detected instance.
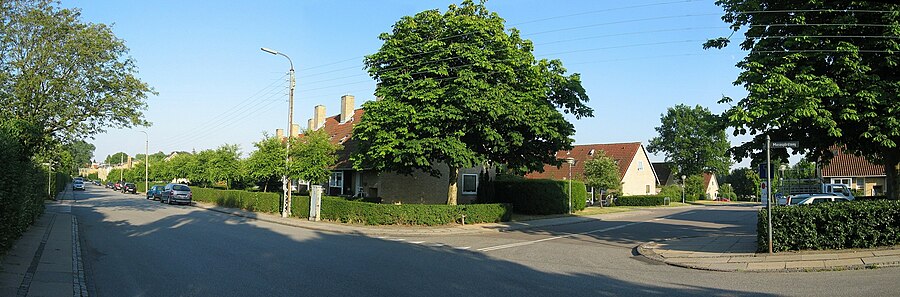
[765,139,798,254]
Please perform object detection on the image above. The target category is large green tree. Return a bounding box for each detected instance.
[705,0,900,199]
[245,134,286,192]
[66,140,94,168]
[353,0,593,205]
[728,168,762,201]
[582,151,622,195]
[104,152,130,165]
[0,1,154,146]
[289,129,341,185]
[647,104,731,176]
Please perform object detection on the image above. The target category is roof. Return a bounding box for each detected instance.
[702,172,714,191]
[652,162,673,185]
[524,142,644,181]
[310,108,365,170]
[821,146,885,177]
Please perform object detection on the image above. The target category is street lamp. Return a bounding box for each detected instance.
[566,157,576,214]
[681,175,687,204]
[139,131,149,195]
[261,47,296,218]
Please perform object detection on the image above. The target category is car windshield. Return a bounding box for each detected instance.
[173,185,190,191]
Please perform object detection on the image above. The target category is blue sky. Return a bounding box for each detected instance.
[66,0,763,167]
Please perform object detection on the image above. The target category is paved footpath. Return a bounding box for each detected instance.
[638,235,900,272]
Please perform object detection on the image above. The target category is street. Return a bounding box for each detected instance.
[70,184,900,297]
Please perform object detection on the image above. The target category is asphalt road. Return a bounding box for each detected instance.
[72,184,900,297]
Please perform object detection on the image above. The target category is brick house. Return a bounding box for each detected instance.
[822,147,886,196]
[283,95,487,204]
[524,142,659,196]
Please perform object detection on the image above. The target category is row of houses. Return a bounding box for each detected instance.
[285,94,887,204]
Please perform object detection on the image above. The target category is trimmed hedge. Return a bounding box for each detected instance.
[0,122,49,255]
[759,200,900,252]
[493,179,587,215]
[192,187,282,213]
[615,195,669,206]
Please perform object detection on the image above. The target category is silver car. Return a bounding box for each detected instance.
[161,183,192,205]
[790,194,851,206]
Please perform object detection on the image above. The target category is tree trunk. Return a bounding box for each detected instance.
[885,148,900,200]
[447,166,458,205]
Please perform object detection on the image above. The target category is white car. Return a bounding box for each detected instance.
[72,181,85,191]
[790,194,851,206]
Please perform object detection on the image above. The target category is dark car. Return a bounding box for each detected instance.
[106,182,114,189]
[146,185,163,200]
[122,183,137,194]
[93,180,102,186]
[161,183,192,205]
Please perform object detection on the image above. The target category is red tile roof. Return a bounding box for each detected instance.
[702,172,713,191]
[821,146,885,177]
[524,142,644,181]
[296,109,364,170]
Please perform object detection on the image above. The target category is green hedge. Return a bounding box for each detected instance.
[493,179,586,215]
[759,200,900,252]
[292,196,510,225]
[0,122,48,255]
[615,195,670,206]
[192,187,282,213]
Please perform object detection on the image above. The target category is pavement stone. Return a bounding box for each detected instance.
[785,260,826,269]
[706,262,748,271]
[746,262,786,270]
[872,249,900,256]
[824,258,864,267]
[861,255,900,265]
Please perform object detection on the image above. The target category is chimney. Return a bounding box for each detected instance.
[290,124,300,137]
[313,105,326,130]
[307,119,313,131]
[276,128,284,139]
[340,94,355,123]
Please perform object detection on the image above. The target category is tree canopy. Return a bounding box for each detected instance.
[647,104,731,176]
[582,151,622,195]
[705,0,900,198]
[352,0,593,204]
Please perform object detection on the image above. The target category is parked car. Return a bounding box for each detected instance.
[122,183,137,194]
[93,180,102,186]
[72,180,85,191]
[114,181,123,191]
[106,181,114,189]
[161,183,192,205]
[146,185,163,200]
[790,194,851,206]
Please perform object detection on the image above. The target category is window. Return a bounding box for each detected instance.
[638,161,644,171]
[832,178,851,186]
[646,185,651,194]
[461,174,478,195]
[856,178,865,190]
[329,171,343,188]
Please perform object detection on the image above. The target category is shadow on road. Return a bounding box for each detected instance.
[72,195,773,297]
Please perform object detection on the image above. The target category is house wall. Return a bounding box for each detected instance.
[621,150,656,196]
[826,176,886,196]
[371,164,487,204]
[706,176,719,200]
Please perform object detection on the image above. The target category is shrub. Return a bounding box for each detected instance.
[192,187,281,213]
[0,122,47,255]
[292,196,510,225]
[615,195,669,206]
[493,179,587,215]
[758,200,900,252]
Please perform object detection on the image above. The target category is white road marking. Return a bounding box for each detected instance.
[409,241,425,244]
[453,246,471,250]
[477,221,645,252]
[387,238,407,241]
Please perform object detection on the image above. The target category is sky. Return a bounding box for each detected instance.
[64,0,773,168]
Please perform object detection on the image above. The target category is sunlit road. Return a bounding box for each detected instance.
[71,184,900,296]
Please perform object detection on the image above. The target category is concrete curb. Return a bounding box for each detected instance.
[636,238,900,273]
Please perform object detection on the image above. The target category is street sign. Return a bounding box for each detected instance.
[758,163,775,178]
[772,141,799,149]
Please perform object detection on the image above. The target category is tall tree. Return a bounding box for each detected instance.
[245,134,286,192]
[582,151,622,195]
[104,152,129,165]
[705,0,900,199]
[647,104,731,176]
[728,168,761,201]
[0,1,154,146]
[353,0,593,205]
[202,144,241,189]
[289,129,341,185]
[66,140,94,168]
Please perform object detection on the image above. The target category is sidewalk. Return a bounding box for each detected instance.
[0,189,86,297]
[192,201,654,237]
[638,235,900,272]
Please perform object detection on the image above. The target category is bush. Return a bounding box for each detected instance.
[0,122,47,255]
[192,187,281,213]
[493,179,586,215]
[615,195,669,206]
[291,196,510,225]
[758,200,900,252]
[855,196,894,201]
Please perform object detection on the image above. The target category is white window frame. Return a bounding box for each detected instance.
[637,161,644,171]
[461,174,478,195]
[329,171,344,188]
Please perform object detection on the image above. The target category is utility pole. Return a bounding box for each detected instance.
[120,153,124,182]
[261,47,295,218]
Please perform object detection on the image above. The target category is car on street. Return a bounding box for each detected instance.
[789,194,851,206]
[122,183,137,194]
[146,185,163,200]
[105,181,114,189]
[161,183,192,205]
[93,180,102,186]
[73,180,85,191]
[114,181,123,191]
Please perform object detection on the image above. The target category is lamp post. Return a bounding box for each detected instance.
[681,175,687,204]
[566,157,576,214]
[139,131,149,195]
[261,47,295,218]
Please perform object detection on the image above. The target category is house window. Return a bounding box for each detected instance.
[646,185,651,194]
[461,174,478,195]
[856,178,865,190]
[329,171,343,188]
[832,178,851,186]
[638,161,644,171]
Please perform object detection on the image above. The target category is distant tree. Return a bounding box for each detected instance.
[66,141,95,168]
[0,1,154,146]
[202,144,241,189]
[728,168,761,201]
[289,129,340,185]
[705,0,900,199]
[353,0,593,205]
[104,152,130,165]
[582,151,622,195]
[684,174,705,201]
[647,104,731,176]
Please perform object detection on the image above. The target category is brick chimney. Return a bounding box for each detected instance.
[340,94,355,123]
[290,124,300,137]
[307,119,313,131]
[313,105,326,130]
[276,128,283,139]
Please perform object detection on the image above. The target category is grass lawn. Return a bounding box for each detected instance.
[688,200,761,206]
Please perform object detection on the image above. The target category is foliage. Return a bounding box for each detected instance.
[647,104,731,176]
[657,185,683,201]
[0,0,154,144]
[493,179,587,215]
[582,151,622,195]
[684,174,705,201]
[759,200,900,252]
[615,195,670,206]
[728,168,761,200]
[104,152,130,165]
[353,0,593,205]
[293,196,511,226]
[0,120,47,255]
[244,134,285,191]
[289,129,341,184]
[718,183,735,199]
[192,187,281,213]
[705,0,900,199]
[201,144,242,189]
[66,140,95,168]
